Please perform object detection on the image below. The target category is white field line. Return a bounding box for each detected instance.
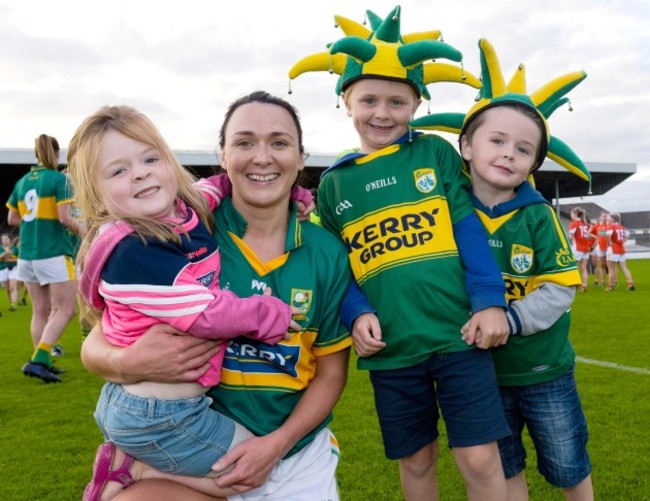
[576,356,650,375]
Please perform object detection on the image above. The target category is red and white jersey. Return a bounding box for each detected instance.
[569,219,592,253]
[608,223,629,255]
[590,222,610,251]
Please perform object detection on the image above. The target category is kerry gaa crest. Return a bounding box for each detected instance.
[414,168,437,194]
[511,244,534,273]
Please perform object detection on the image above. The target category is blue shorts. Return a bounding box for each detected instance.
[369,349,510,460]
[95,383,240,476]
[497,366,591,488]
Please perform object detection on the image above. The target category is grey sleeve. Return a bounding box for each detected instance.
[506,283,576,336]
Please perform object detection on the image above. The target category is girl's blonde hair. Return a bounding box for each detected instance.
[67,105,214,309]
[34,134,60,170]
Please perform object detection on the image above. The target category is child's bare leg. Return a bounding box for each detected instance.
[113,479,224,501]
[99,447,235,500]
[399,440,439,501]
[138,463,236,498]
[562,475,593,501]
[506,472,529,501]
[453,442,507,501]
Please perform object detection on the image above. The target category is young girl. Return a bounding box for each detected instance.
[68,105,303,500]
[605,212,635,291]
[569,207,595,292]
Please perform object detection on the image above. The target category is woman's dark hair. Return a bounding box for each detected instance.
[219,91,304,155]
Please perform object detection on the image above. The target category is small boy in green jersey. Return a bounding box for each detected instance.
[411,38,594,500]
[289,7,512,500]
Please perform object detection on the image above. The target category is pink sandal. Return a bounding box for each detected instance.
[82,442,134,501]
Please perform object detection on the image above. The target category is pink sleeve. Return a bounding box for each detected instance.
[291,185,313,207]
[194,174,232,211]
[188,290,292,345]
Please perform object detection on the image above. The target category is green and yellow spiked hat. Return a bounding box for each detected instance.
[410,38,590,181]
[288,5,480,101]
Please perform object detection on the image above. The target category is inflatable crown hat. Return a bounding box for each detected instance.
[410,38,590,182]
[288,5,480,102]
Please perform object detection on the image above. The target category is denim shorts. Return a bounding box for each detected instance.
[369,349,510,459]
[94,383,241,477]
[497,366,591,488]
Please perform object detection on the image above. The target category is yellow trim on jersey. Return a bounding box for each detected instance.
[64,255,76,280]
[355,144,400,164]
[544,204,571,249]
[229,231,289,276]
[17,195,60,219]
[503,269,581,302]
[57,197,75,206]
[313,334,353,357]
[476,209,519,234]
[531,269,581,289]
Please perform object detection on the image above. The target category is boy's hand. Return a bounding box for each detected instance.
[461,307,508,349]
[295,200,316,221]
[352,313,385,357]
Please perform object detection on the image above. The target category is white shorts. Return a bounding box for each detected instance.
[228,427,340,501]
[16,256,76,285]
[607,251,626,263]
[572,250,590,261]
[595,249,607,258]
[0,267,17,282]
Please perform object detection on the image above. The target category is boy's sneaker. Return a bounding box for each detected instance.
[22,361,62,383]
[51,344,65,357]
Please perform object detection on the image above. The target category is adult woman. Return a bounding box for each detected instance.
[6,134,83,383]
[81,91,352,500]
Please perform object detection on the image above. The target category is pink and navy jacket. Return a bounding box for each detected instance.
[79,201,292,387]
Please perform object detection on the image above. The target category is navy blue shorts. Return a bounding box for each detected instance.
[369,349,510,460]
[498,366,591,488]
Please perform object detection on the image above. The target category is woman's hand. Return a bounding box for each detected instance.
[81,323,221,383]
[212,433,286,492]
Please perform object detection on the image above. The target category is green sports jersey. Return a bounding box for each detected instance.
[207,198,352,457]
[6,166,75,259]
[319,134,479,370]
[474,187,581,386]
[0,245,18,270]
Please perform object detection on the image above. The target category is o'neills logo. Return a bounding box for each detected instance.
[341,198,457,282]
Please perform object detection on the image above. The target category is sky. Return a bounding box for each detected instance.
[1,0,649,212]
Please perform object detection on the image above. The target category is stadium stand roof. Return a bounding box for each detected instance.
[0,148,638,234]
